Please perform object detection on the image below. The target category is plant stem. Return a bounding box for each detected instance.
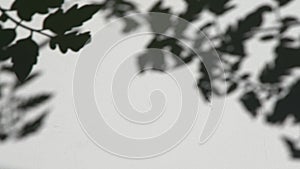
[0,7,53,38]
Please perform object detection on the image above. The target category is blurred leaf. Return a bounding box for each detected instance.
[240,91,261,117]
[7,38,39,81]
[149,1,170,13]
[17,94,52,111]
[206,0,235,16]
[259,45,300,84]
[274,0,293,7]
[179,0,207,21]
[137,50,166,72]
[282,16,298,24]
[105,0,136,18]
[50,32,90,53]
[260,34,275,41]
[11,0,64,21]
[18,113,48,138]
[283,137,300,158]
[227,82,238,94]
[43,4,102,34]
[218,5,272,56]
[199,22,215,31]
[122,17,139,33]
[14,72,41,89]
[0,133,8,141]
[197,63,212,102]
[241,73,250,80]
[280,37,295,45]
[267,80,300,124]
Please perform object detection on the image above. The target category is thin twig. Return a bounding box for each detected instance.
[0,7,53,38]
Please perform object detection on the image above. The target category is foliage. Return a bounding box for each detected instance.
[0,0,103,140]
[1,0,300,161]
[0,66,51,141]
[121,0,300,160]
[0,0,102,82]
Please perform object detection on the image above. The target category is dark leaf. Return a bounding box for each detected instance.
[0,13,8,22]
[197,63,212,102]
[14,72,41,89]
[218,5,272,56]
[18,113,48,138]
[231,62,241,71]
[227,82,238,94]
[267,80,300,124]
[11,0,64,21]
[280,37,295,45]
[283,137,300,158]
[43,4,102,34]
[0,65,13,73]
[149,1,170,13]
[179,0,208,21]
[207,0,235,16]
[241,73,250,80]
[7,38,39,81]
[259,45,300,84]
[240,91,261,117]
[0,28,16,61]
[17,94,52,111]
[280,25,289,34]
[50,32,91,53]
[281,16,298,25]
[260,34,275,41]
[0,28,16,47]
[274,0,293,7]
[0,133,8,141]
[199,22,215,31]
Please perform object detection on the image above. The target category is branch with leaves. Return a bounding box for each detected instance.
[0,0,102,81]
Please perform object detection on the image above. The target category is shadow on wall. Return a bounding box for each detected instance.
[1,0,300,161]
[120,0,300,160]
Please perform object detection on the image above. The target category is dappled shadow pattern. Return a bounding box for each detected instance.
[0,0,104,140]
[116,0,300,159]
[0,65,51,141]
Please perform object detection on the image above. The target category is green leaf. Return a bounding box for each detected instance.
[43,4,102,34]
[50,32,91,53]
[7,38,39,81]
[11,0,64,21]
